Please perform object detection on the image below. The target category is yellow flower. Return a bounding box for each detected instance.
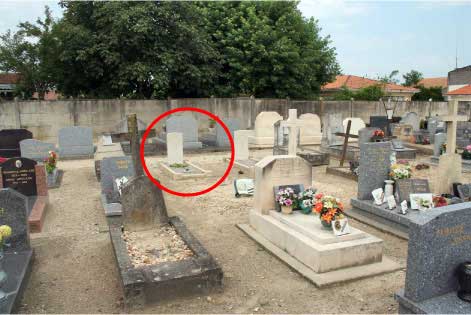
[0,225,12,238]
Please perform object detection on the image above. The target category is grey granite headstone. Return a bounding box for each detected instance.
[20,139,56,162]
[165,114,202,149]
[427,117,446,144]
[357,142,391,200]
[456,121,471,149]
[58,126,94,158]
[0,189,31,252]
[322,113,343,146]
[216,118,240,147]
[100,156,135,205]
[434,133,447,157]
[402,202,471,302]
[113,117,148,134]
[358,127,381,149]
[457,184,471,201]
[121,175,169,231]
[400,112,420,131]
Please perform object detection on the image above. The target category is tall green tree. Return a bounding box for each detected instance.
[378,70,400,84]
[0,7,58,99]
[198,1,340,98]
[403,70,423,87]
[412,86,444,101]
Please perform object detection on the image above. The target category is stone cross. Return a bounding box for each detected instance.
[436,100,467,194]
[127,114,143,177]
[440,100,467,154]
[284,109,300,156]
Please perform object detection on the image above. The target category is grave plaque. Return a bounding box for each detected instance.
[100,156,135,204]
[273,184,305,212]
[357,142,392,200]
[1,157,37,196]
[0,129,33,158]
[396,179,430,204]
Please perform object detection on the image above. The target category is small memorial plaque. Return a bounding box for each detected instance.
[1,157,37,196]
[332,218,351,236]
[396,179,430,204]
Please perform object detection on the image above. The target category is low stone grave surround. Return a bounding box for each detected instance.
[94,136,126,181]
[232,130,259,177]
[237,155,400,287]
[159,161,211,180]
[395,202,471,313]
[58,126,95,159]
[0,157,48,233]
[0,188,34,313]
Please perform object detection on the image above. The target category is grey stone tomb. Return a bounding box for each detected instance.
[396,202,471,313]
[58,126,94,159]
[216,118,240,147]
[357,142,392,200]
[20,139,56,162]
[164,114,202,149]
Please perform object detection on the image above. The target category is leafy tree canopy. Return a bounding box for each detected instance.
[329,84,384,101]
[403,70,423,87]
[412,86,444,101]
[378,70,399,84]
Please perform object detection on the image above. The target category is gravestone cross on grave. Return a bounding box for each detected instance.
[335,120,359,167]
[284,109,300,156]
[437,100,467,194]
[127,114,143,177]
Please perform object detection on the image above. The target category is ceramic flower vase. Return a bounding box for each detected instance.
[320,216,332,229]
[384,180,395,200]
[281,205,292,214]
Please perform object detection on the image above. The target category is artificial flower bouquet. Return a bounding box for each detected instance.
[44,151,58,174]
[298,187,317,214]
[390,163,412,180]
[433,195,448,208]
[462,145,471,160]
[313,193,345,229]
[276,187,297,214]
[371,130,385,142]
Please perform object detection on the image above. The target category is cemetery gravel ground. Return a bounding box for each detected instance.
[18,149,471,314]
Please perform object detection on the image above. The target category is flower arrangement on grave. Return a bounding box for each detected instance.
[462,145,471,160]
[389,163,412,180]
[418,198,432,211]
[371,130,385,142]
[297,187,317,214]
[433,196,448,208]
[0,225,12,251]
[276,187,297,214]
[313,193,345,229]
[44,151,57,174]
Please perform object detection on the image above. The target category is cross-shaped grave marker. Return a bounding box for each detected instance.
[436,100,467,194]
[335,119,359,167]
[285,109,300,156]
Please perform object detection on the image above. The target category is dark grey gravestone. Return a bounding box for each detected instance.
[216,118,240,147]
[100,156,135,204]
[121,175,168,231]
[396,179,431,204]
[322,113,343,147]
[396,202,471,313]
[370,116,390,134]
[456,122,471,149]
[400,112,420,131]
[457,184,471,201]
[357,142,391,200]
[273,184,305,212]
[433,133,447,156]
[164,114,202,149]
[20,139,55,162]
[1,157,37,197]
[0,188,34,314]
[0,129,33,158]
[58,126,94,158]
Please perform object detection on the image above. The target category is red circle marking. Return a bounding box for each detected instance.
[140,107,235,197]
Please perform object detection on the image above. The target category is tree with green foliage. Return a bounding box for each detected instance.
[412,86,444,101]
[197,1,340,98]
[330,84,384,101]
[0,7,58,99]
[378,70,399,84]
[403,70,423,87]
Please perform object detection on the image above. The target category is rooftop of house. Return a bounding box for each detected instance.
[0,73,20,85]
[417,77,448,88]
[446,84,471,95]
[322,75,419,93]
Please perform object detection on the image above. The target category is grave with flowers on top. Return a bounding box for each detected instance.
[237,117,399,287]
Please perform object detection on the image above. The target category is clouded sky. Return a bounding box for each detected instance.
[1,0,470,81]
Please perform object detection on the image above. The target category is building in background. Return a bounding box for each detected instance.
[321,75,419,101]
[0,73,19,100]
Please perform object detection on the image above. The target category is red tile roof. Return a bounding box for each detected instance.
[322,75,419,93]
[417,77,448,88]
[0,73,20,84]
[446,85,471,95]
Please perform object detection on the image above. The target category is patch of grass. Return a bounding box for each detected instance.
[170,163,189,168]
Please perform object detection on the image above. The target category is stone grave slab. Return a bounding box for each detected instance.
[0,189,34,314]
[0,157,48,233]
[0,129,33,158]
[100,156,135,216]
[20,139,56,162]
[58,126,94,159]
[215,118,240,147]
[400,112,420,131]
[249,112,283,148]
[395,202,471,313]
[160,161,210,181]
[94,136,126,180]
[321,113,343,147]
[299,113,322,145]
[160,114,202,149]
[392,139,417,160]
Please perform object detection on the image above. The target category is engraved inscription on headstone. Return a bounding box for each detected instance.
[1,157,37,196]
[396,179,430,203]
[357,142,391,200]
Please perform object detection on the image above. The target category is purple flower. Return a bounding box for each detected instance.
[285,199,293,206]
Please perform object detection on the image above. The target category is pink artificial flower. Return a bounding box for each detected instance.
[285,199,293,206]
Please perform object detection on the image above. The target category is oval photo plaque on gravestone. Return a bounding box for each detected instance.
[1,157,37,196]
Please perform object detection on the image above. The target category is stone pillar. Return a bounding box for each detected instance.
[127,114,143,177]
[166,132,183,165]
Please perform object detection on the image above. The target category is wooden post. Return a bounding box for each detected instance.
[339,120,351,167]
[127,113,143,177]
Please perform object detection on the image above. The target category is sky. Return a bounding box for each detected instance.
[1,0,470,82]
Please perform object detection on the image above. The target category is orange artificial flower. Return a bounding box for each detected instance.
[314,202,323,213]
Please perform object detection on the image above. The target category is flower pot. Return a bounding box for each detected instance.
[384,180,395,200]
[300,204,312,214]
[281,205,292,214]
[320,217,332,229]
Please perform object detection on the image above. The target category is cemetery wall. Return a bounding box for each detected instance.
[0,98,450,142]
